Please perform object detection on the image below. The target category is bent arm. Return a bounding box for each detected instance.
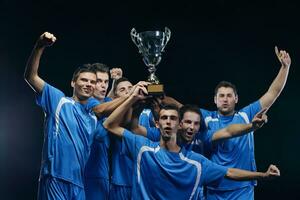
[24,32,56,93]
[130,106,147,137]
[103,95,135,137]
[92,95,129,118]
[212,123,254,142]
[212,109,267,142]
[226,164,280,181]
[24,43,46,93]
[259,47,291,109]
[103,83,148,137]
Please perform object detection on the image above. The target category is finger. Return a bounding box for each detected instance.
[140,86,148,95]
[275,46,280,57]
[256,108,267,118]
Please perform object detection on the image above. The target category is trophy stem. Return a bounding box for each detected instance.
[148,70,159,84]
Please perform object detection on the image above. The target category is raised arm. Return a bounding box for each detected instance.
[103,82,149,137]
[24,32,56,93]
[212,109,267,142]
[226,164,280,181]
[259,46,291,110]
[130,102,148,137]
[92,94,130,118]
[107,67,123,99]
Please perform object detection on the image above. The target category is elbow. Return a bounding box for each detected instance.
[24,71,36,85]
[226,168,234,180]
[225,168,241,181]
[103,121,115,132]
[102,121,110,130]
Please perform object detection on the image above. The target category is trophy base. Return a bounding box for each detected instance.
[147,84,164,96]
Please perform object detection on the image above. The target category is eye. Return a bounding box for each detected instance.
[160,116,168,120]
[170,116,178,121]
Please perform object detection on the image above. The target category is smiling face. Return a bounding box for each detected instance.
[180,111,201,143]
[214,86,238,116]
[71,72,96,102]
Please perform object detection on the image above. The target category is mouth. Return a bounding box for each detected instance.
[83,88,92,94]
[186,131,193,136]
[184,131,194,140]
[163,127,172,134]
[100,90,107,95]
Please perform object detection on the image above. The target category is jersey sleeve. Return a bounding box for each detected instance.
[239,100,262,121]
[199,108,211,132]
[122,129,150,159]
[139,109,153,127]
[35,83,65,114]
[85,97,101,112]
[145,127,161,142]
[94,122,108,142]
[200,156,228,187]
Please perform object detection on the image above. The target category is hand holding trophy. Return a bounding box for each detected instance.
[130,27,171,96]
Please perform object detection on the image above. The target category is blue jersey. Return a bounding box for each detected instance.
[109,109,159,186]
[139,109,155,128]
[85,97,112,180]
[122,129,228,200]
[84,122,110,179]
[138,109,160,142]
[36,83,97,188]
[110,135,134,186]
[200,101,261,191]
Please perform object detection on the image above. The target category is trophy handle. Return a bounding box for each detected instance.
[130,28,142,53]
[161,27,171,52]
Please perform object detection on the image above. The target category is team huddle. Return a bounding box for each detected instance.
[24,32,291,200]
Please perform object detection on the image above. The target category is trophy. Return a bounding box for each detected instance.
[131,27,171,95]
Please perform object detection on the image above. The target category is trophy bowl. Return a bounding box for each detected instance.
[131,27,171,95]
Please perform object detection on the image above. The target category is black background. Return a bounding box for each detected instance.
[1,0,299,199]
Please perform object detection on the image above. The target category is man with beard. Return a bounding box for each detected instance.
[102,83,280,200]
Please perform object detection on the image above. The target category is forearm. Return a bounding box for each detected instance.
[130,111,147,137]
[212,123,253,142]
[92,94,129,117]
[106,80,116,99]
[103,96,136,136]
[226,168,266,181]
[260,66,290,109]
[24,45,45,92]
[225,123,253,138]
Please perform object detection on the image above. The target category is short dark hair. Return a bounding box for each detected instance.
[72,64,96,81]
[179,104,202,121]
[159,104,180,119]
[113,77,131,94]
[214,81,238,96]
[89,63,109,74]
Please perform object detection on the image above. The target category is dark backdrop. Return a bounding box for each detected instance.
[1,0,299,199]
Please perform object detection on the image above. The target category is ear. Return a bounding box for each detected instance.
[214,95,217,105]
[235,94,238,104]
[71,80,75,88]
[155,120,159,129]
[179,121,183,128]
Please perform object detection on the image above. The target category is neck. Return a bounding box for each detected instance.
[218,110,235,116]
[72,95,88,104]
[160,136,181,153]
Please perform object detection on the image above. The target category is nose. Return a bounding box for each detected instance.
[190,123,195,130]
[124,88,130,95]
[166,117,171,124]
[86,80,94,87]
[100,83,106,89]
[86,81,92,87]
